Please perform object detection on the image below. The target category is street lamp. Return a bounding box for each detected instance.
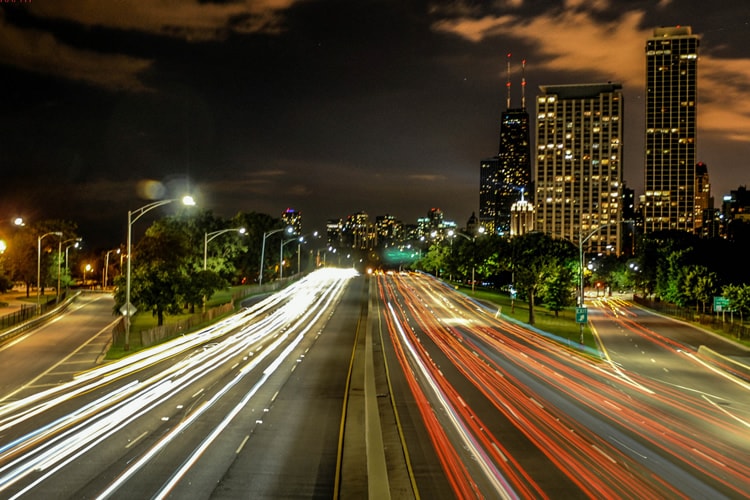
[280,235,304,279]
[259,226,293,285]
[65,241,80,271]
[449,226,485,292]
[104,248,120,289]
[37,231,62,311]
[577,221,631,343]
[0,217,24,253]
[204,227,246,271]
[124,195,195,351]
[58,237,82,302]
[83,263,92,287]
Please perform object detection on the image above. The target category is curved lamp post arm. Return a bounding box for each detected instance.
[125,195,195,351]
[447,228,484,292]
[37,231,63,310]
[204,227,245,271]
[259,226,293,285]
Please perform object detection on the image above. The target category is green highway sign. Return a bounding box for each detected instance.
[714,296,730,312]
[575,307,588,324]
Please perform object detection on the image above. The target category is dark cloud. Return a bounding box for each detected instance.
[0,0,748,248]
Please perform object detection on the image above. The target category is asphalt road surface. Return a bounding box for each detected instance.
[0,292,117,401]
[0,269,362,499]
[3,272,750,499]
[373,272,750,498]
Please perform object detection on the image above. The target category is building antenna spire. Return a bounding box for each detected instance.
[521,58,527,109]
[506,52,512,110]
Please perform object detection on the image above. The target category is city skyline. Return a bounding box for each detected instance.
[1,1,748,247]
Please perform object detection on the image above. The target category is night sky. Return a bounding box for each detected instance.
[1,1,748,248]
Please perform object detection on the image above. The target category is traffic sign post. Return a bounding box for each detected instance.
[120,302,137,317]
[713,296,730,312]
[576,307,587,344]
[575,307,588,323]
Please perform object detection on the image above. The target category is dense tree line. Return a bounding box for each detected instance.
[414,229,750,325]
[0,219,80,297]
[415,232,577,325]
[111,210,307,325]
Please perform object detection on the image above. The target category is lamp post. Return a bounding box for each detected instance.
[203,227,245,312]
[577,220,630,343]
[103,248,120,289]
[449,226,485,292]
[280,235,303,279]
[83,263,92,288]
[204,227,246,271]
[37,231,62,311]
[124,195,195,351]
[58,237,82,302]
[65,241,80,271]
[0,217,24,255]
[259,226,293,285]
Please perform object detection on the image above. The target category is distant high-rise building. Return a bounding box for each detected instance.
[722,186,750,242]
[375,214,404,245]
[621,183,636,255]
[326,219,342,246]
[510,193,534,237]
[694,161,712,234]
[479,55,532,236]
[535,83,624,255]
[479,157,500,234]
[343,212,373,250]
[281,208,302,234]
[495,108,532,234]
[643,26,699,234]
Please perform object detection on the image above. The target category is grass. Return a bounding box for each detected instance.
[105,285,254,359]
[452,284,598,351]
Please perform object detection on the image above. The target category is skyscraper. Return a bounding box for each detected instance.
[535,83,624,255]
[479,56,531,236]
[495,108,532,234]
[643,26,699,234]
[281,208,302,234]
[479,156,500,234]
[694,161,712,234]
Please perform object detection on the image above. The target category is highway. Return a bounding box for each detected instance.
[0,293,118,401]
[0,268,360,499]
[374,271,750,499]
[3,270,750,499]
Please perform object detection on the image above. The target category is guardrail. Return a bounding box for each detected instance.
[0,292,79,346]
[633,295,750,340]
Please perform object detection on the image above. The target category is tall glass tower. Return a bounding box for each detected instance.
[495,108,531,235]
[479,56,531,236]
[643,26,699,233]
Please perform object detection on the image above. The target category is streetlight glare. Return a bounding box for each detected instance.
[182,195,196,206]
[12,217,25,226]
[239,227,247,235]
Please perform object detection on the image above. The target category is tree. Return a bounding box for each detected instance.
[420,243,451,278]
[541,261,575,317]
[513,232,576,325]
[1,220,78,297]
[186,269,228,313]
[117,220,193,326]
[233,212,281,283]
[659,248,691,306]
[684,266,718,314]
[723,284,750,324]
